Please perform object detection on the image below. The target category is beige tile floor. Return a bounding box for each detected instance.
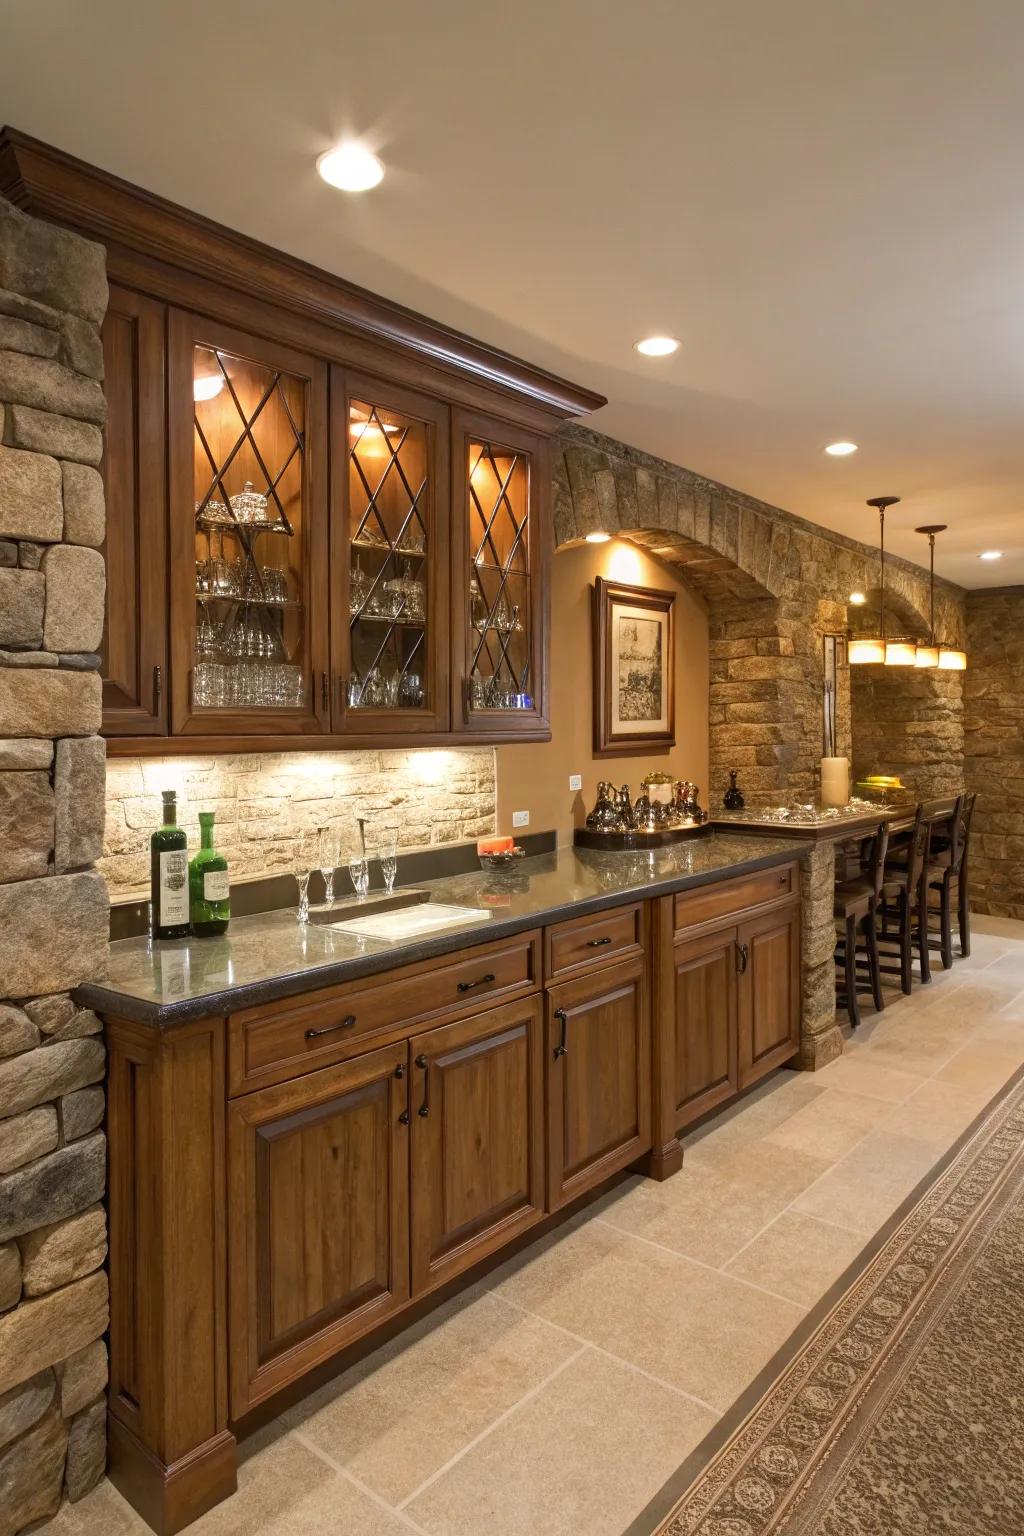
[54,915,1024,1536]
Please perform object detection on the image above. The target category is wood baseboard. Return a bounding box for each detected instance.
[107,1415,237,1536]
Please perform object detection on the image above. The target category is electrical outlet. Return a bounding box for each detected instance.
[569,774,582,792]
[512,810,530,828]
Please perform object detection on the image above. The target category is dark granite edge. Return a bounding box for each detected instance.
[77,839,806,1029]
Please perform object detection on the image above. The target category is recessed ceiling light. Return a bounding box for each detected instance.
[585,531,611,544]
[317,142,384,192]
[825,441,858,457]
[979,550,1003,561]
[849,591,867,605]
[634,336,679,357]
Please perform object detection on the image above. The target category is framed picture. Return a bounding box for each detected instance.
[592,577,675,755]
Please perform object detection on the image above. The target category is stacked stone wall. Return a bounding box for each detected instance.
[965,589,1024,919]
[0,198,110,1532]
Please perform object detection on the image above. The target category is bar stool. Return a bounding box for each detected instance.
[834,821,889,1029]
[877,805,932,993]
[925,793,976,966]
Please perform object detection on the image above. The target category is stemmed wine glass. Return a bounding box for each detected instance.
[348,852,370,899]
[293,829,319,924]
[318,823,341,907]
[378,831,398,896]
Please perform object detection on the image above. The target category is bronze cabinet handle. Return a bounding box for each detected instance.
[735,942,749,975]
[321,671,329,711]
[304,1014,356,1041]
[456,972,495,993]
[153,664,162,708]
[587,936,612,948]
[415,1052,430,1116]
[553,1008,569,1058]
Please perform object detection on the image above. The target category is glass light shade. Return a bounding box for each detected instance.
[914,644,940,669]
[938,647,967,671]
[193,374,224,402]
[885,640,918,666]
[849,637,886,665]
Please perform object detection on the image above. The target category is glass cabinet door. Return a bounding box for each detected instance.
[333,373,449,733]
[169,313,328,736]
[454,410,548,733]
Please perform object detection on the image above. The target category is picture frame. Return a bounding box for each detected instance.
[592,576,675,755]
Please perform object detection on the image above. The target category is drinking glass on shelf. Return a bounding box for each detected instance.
[293,829,319,924]
[348,853,369,899]
[378,832,398,896]
[318,823,341,906]
[349,554,369,615]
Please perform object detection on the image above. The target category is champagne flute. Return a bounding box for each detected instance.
[293,829,319,923]
[378,831,398,896]
[348,853,369,899]
[318,822,341,907]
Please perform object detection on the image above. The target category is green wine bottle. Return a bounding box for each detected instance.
[150,790,191,940]
[189,810,230,937]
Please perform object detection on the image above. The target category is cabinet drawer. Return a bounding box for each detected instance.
[545,902,643,980]
[228,929,541,1095]
[674,863,795,934]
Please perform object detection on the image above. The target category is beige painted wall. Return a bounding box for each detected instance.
[495,540,710,845]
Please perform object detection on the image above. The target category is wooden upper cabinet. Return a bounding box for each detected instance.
[100,285,168,734]
[546,955,651,1210]
[330,371,450,733]
[737,901,801,1089]
[452,409,550,736]
[167,310,329,737]
[409,996,544,1296]
[227,1040,409,1416]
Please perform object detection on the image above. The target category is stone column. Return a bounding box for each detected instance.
[0,198,110,1533]
[798,841,843,1068]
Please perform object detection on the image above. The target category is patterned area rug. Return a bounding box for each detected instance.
[637,1065,1024,1536]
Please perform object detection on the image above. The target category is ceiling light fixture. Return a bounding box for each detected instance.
[849,496,918,666]
[634,336,679,357]
[585,531,611,544]
[913,525,967,671]
[193,374,224,402]
[825,441,858,457]
[317,142,385,192]
[849,591,867,605]
[979,550,1003,561]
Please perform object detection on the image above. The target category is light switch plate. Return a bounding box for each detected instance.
[512,810,530,828]
[569,774,582,792]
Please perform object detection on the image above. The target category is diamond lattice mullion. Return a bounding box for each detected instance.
[218,366,295,537]
[196,359,279,510]
[471,449,520,568]
[351,422,409,545]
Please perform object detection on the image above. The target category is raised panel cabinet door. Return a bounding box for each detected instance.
[673,925,739,1130]
[451,408,550,737]
[546,955,651,1211]
[168,309,329,738]
[410,995,544,1296]
[330,369,451,734]
[737,900,802,1090]
[100,284,169,734]
[227,1041,409,1416]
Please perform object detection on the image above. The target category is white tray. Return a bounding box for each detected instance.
[327,903,492,942]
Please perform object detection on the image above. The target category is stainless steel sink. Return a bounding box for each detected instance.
[306,889,431,926]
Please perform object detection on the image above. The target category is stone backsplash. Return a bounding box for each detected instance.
[101,747,497,899]
[0,198,110,1532]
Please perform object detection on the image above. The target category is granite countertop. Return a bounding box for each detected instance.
[77,832,805,1027]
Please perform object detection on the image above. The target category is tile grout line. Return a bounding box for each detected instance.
[586,1214,807,1312]
[291,1428,432,1533]
[484,1288,723,1418]
[394,1343,588,1510]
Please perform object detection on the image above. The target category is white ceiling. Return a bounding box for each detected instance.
[3,0,1023,589]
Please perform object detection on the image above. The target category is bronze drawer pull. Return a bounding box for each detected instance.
[587,936,612,947]
[778,872,788,884]
[304,1014,356,1041]
[457,972,495,993]
[735,941,749,974]
[553,1008,569,1058]
[416,1053,431,1116]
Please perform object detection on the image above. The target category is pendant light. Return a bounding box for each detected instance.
[913,524,967,670]
[849,497,917,664]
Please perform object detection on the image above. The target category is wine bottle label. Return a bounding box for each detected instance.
[159,850,189,925]
[203,869,230,903]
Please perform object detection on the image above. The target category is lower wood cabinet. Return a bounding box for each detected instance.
[546,955,651,1210]
[737,902,801,1089]
[672,927,739,1128]
[409,996,545,1296]
[227,1040,410,1416]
